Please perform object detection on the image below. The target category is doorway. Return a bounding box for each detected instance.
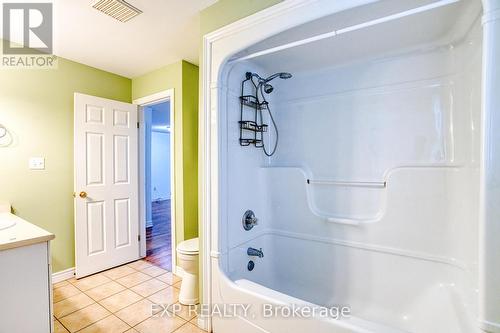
[135,89,175,272]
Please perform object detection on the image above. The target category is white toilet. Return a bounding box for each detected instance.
[176,237,199,305]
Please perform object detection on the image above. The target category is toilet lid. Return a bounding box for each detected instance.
[177,237,199,254]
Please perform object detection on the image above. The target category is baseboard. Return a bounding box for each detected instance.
[52,267,75,284]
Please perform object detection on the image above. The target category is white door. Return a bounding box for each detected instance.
[74,93,139,278]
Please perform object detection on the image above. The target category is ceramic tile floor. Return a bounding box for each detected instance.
[52,260,206,333]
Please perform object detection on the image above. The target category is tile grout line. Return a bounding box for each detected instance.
[131,310,189,331]
[55,260,196,333]
[65,261,142,285]
[113,276,154,289]
[73,313,132,333]
[98,294,146,315]
[98,283,171,313]
[68,266,139,286]
[73,313,114,333]
[94,282,169,315]
[172,320,192,333]
[55,317,73,333]
[54,299,96,321]
[54,278,135,317]
[57,301,101,323]
[56,269,143,321]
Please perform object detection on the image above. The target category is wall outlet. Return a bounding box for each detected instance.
[29,157,45,170]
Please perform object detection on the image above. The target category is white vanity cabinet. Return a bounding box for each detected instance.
[0,208,55,333]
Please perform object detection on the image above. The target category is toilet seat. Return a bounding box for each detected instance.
[177,237,199,255]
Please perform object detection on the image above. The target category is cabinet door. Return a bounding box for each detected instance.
[0,242,51,333]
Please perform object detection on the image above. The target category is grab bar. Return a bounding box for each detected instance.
[307,179,386,188]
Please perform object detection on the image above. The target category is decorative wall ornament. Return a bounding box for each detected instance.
[0,124,13,147]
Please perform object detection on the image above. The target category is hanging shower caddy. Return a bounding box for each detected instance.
[238,72,268,147]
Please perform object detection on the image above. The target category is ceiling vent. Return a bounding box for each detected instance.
[92,0,142,22]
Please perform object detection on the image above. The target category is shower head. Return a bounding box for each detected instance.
[246,72,292,83]
[262,72,291,94]
[263,83,274,94]
[245,71,292,94]
[264,72,293,82]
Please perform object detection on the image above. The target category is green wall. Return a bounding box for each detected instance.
[181,61,199,240]
[132,60,199,247]
[132,61,182,101]
[200,0,283,36]
[0,58,131,272]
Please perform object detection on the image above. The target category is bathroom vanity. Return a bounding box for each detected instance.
[0,203,55,333]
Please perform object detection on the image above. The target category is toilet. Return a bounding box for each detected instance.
[176,237,199,305]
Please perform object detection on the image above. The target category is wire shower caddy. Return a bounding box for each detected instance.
[238,72,269,147]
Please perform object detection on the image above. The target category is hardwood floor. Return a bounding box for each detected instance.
[145,199,172,271]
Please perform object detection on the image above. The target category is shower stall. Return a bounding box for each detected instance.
[201,0,500,332]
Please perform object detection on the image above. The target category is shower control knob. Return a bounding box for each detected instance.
[242,210,258,231]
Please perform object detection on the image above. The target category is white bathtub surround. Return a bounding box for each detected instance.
[479,0,500,332]
[177,237,200,305]
[202,0,492,332]
[0,202,55,333]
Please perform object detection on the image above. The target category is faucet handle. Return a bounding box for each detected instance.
[243,210,258,231]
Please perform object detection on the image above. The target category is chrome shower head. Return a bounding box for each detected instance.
[263,73,292,93]
[246,71,292,94]
[264,72,292,82]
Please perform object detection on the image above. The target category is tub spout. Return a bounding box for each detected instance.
[247,247,264,258]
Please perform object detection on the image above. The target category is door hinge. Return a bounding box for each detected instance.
[137,122,140,129]
[138,235,141,242]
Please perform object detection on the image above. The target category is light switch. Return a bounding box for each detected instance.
[29,157,45,170]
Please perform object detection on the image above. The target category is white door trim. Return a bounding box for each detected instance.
[134,89,176,273]
[200,0,376,331]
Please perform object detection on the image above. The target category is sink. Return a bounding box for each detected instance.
[0,214,16,230]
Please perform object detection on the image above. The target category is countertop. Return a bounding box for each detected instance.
[0,212,55,251]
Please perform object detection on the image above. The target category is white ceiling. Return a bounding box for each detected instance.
[52,0,218,78]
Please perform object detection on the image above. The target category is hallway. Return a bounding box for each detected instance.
[146,199,172,271]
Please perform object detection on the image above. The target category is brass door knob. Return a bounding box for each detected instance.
[79,191,87,198]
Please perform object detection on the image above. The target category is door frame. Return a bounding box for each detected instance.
[134,89,176,272]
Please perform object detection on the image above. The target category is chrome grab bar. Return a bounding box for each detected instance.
[306,179,386,188]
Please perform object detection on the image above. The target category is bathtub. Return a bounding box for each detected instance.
[202,0,499,332]
[212,232,478,333]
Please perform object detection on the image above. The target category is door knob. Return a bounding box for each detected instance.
[79,191,87,198]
